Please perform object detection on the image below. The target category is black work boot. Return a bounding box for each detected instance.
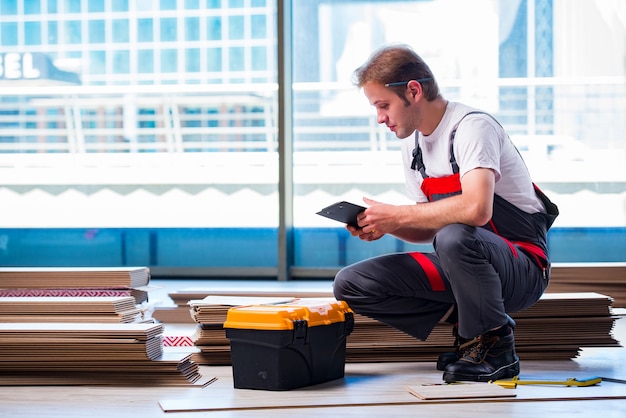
[442,322,520,383]
[436,325,468,371]
[436,315,515,371]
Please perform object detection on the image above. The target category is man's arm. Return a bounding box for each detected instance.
[353,168,496,243]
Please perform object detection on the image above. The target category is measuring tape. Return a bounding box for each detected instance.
[490,376,602,389]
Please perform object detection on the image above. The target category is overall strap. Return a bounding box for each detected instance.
[410,111,499,175]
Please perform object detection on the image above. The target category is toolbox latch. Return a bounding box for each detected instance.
[344,312,354,336]
[292,320,308,344]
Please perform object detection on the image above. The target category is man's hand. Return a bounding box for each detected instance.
[345,197,394,241]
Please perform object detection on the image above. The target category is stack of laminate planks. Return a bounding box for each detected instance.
[0,267,212,386]
[347,292,620,362]
[0,267,151,304]
[0,296,143,323]
[183,292,621,365]
[0,322,209,386]
[0,267,154,322]
[0,266,150,289]
[547,263,626,308]
[188,296,295,365]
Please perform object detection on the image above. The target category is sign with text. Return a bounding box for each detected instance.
[0,53,81,85]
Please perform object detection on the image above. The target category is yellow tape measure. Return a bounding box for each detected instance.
[491,376,602,389]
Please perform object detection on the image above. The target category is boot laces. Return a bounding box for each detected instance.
[458,335,497,361]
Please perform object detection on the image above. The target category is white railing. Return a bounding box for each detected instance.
[0,78,624,159]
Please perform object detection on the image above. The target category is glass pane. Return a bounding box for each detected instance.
[137,18,153,42]
[24,0,41,14]
[88,0,104,12]
[207,47,222,72]
[185,48,200,72]
[112,19,129,43]
[89,50,106,74]
[48,21,57,44]
[160,48,177,72]
[160,17,176,42]
[112,0,128,12]
[89,20,105,44]
[0,1,279,274]
[160,0,176,10]
[0,0,16,14]
[228,47,244,71]
[1,22,18,46]
[251,14,266,39]
[137,49,154,73]
[66,0,81,13]
[228,15,244,40]
[64,20,81,44]
[113,50,130,74]
[25,22,42,45]
[184,17,199,41]
[207,16,222,40]
[291,0,626,267]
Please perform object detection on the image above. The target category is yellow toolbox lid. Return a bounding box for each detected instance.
[223,298,353,331]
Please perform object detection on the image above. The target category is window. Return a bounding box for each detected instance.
[207,16,222,40]
[88,0,104,12]
[185,48,200,72]
[65,0,81,13]
[0,0,17,14]
[228,47,244,72]
[48,0,57,14]
[112,0,128,12]
[112,19,129,43]
[89,20,105,44]
[251,46,266,71]
[1,22,17,46]
[48,21,58,44]
[161,49,177,73]
[228,15,244,40]
[137,19,153,43]
[251,15,266,39]
[290,0,626,267]
[113,50,130,74]
[185,17,199,41]
[207,47,222,72]
[160,0,177,10]
[89,50,106,74]
[0,1,623,278]
[137,49,154,73]
[160,18,176,42]
[24,0,41,14]
[24,22,41,45]
[64,20,81,44]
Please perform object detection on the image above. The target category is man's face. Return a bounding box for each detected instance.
[363,82,416,139]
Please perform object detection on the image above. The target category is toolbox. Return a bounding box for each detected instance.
[224,299,354,390]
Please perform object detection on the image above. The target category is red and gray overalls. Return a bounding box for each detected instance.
[333,112,559,341]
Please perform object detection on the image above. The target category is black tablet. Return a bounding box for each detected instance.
[316,201,366,227]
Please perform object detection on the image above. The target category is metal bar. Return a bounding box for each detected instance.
[277,0,294,282]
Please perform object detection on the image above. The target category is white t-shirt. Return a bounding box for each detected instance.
[401,101,546,214]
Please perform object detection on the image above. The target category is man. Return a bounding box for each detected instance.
[332,44,559,383]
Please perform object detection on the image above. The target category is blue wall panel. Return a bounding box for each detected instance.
[0,227,624,272]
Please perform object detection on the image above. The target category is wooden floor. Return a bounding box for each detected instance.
[2,280,626,417]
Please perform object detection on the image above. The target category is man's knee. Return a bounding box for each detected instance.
[332,266,354,300]
[434,224,478,260]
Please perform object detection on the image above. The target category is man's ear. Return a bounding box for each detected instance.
[407,80,422,99]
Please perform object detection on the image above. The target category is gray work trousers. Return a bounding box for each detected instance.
[332,223,549,340]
